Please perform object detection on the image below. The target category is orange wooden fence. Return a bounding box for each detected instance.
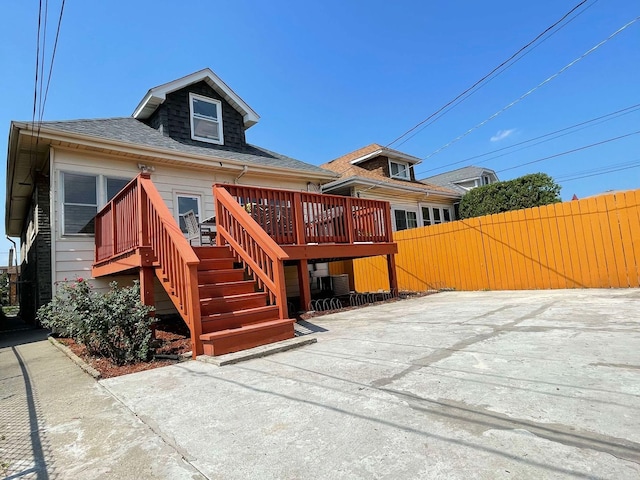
[340,189,640,292]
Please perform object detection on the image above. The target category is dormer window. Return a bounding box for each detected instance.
[389,160,410,180]
[189,93,224,145]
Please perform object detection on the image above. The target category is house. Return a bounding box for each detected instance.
[5,68,398,356]
[420,166,499,195]
[320,144,461,231]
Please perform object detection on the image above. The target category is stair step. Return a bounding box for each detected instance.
[198,269,245,284]
[192,246,234,260]
[200,292,268,315]
[197,258,235,271]
[199,319,295,356]
[201,305,280,333]
[199,280,255,298]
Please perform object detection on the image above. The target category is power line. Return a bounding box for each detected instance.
[415,102,640,177]
[37,0,49,124]
[385,0,592,148]
[394,0,600,149]
[40,0,66,127]
[558,159,640,183]
[497,129,640,173]
[556,159,640,181]
[422,16,640,162]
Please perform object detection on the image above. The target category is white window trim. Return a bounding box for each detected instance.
[189,92,224,145]
[59,171,134,238]
[420,203,455,226]
[392,207,419,231]
[174,192,203,235]
[61,171,99,237]
[389,159,410,180]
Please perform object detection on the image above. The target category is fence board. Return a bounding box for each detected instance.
[344,190,640,293]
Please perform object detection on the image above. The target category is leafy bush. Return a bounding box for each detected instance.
[459,172,562,219]
[37,279,155,365]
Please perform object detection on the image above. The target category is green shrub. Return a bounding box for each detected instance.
[37,279,154,365]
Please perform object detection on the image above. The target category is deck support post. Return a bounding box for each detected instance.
[386,254,398,296]
[297,259,312,312]
[139,266,156,313]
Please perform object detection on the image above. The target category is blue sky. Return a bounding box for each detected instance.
[1,0,639,265]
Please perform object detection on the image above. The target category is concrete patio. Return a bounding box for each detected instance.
[2,289,640,479]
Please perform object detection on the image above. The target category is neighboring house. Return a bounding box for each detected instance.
[320,144,461,231]
[5,68,397,356]
[420,166,499,195]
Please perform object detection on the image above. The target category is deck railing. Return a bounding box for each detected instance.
[94,173,203,356]
[213,185,289,320]
[221,185,393,245]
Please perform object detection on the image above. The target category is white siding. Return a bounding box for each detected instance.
[51,147,312,313]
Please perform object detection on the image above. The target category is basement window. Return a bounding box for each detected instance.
[189,93,224,145]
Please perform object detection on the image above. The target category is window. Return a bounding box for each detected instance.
[63,173,98,234]
[421,207,431,226]
[61,173,134,236]
[483,175,491,185]
[189,93,223,145]
[393,209,418,231]
[176,194,201,234]
[106,177,131,201]
[389,160,410,180]
[420,205,454,227]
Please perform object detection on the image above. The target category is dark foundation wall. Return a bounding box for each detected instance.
[19,174,52,324]
[145,81,247,150]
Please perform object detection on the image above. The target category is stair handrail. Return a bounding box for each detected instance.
[94,173,203,356]
[213,184,289,320]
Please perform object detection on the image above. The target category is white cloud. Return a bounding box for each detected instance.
[490,129,515,142]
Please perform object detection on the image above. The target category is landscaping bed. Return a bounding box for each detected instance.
[54,317,191,379]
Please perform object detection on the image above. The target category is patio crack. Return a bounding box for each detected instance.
[371,302,555,388]
[381,388,640,465]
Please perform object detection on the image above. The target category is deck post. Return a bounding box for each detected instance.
[386,254,398,296]
[139,266,155,312]
[297,259,312,312]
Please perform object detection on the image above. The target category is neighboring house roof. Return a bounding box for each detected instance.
[421,165,499,194]
[320,144,459,198]
[133,68,260,129]
[31,117,333,175]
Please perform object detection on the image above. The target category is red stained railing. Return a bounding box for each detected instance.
[94,173,203,356]
[221,185,392,245]
[214,185,289,320]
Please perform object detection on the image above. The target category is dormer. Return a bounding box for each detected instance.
[348,145,422,182]
[132,68,260,150]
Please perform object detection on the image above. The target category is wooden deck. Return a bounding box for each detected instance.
[93,175,397,357]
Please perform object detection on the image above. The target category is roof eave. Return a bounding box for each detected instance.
[16,123,337,182]
[322,176,460,198]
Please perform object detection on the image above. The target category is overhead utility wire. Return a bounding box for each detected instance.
[497,129,640,173]
[39,0,66,128]
[556,159,640,181]
[385,0,591,148]
[31,0,43,131]
[558,160,640,183]
[415,103,640,177]
[394,0,600,149]
[37,0,49,124]
[422,16,640,162]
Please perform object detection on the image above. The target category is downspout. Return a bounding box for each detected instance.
[6,236,18,308]
[234,165,248,184]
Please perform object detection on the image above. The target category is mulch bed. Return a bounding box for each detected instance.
[56,317,191,379]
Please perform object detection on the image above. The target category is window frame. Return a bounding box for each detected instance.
[392,207,419,231]
[61,172,99,236]
[175,193,203,235]
[389,160,410,180]
[60,172,134,237]
[189,92,224,145]
[420,204,455,227]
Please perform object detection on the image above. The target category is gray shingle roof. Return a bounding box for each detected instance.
[420,166,498,194]
[38,117,335,176]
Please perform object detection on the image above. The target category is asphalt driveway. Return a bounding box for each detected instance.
[99,289,640,479]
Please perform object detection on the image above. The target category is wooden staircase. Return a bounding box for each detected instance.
[192,246,295,356]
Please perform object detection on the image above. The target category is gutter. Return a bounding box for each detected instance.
[322,175,461,199]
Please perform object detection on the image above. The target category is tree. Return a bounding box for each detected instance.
[458,173,561,219]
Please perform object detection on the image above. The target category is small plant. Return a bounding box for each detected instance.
[37,279,154,365]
